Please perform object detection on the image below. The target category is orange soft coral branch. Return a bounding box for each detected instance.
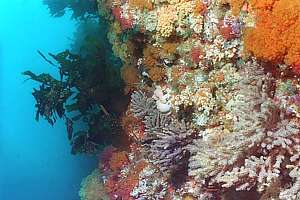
[148,67,166,82]
[162,42,178,55]
[143,44,166,82]
[244,0,300,73]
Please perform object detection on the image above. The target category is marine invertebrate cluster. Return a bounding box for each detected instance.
[93,0,300,198]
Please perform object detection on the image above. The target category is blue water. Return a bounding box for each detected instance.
[0,1,97,199]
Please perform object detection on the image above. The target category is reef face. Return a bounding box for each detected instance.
[94,0,300,199]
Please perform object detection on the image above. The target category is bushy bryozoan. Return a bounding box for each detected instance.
[143,114,194,173]
[130,91,157,118]
[188,60,300,195]
[131,91,196,176]
[188,60,276,181]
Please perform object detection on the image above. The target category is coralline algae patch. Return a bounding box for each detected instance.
[79,0,300,199]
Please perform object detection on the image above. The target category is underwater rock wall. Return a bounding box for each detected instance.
[79,0,300,199]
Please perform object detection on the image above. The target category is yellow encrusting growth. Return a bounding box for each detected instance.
[156,5,178,38]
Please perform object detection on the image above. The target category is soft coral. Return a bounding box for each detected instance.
[244,0,300,73]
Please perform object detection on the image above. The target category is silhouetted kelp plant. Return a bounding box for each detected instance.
[24,0,126,154]
[43,0,98,19]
